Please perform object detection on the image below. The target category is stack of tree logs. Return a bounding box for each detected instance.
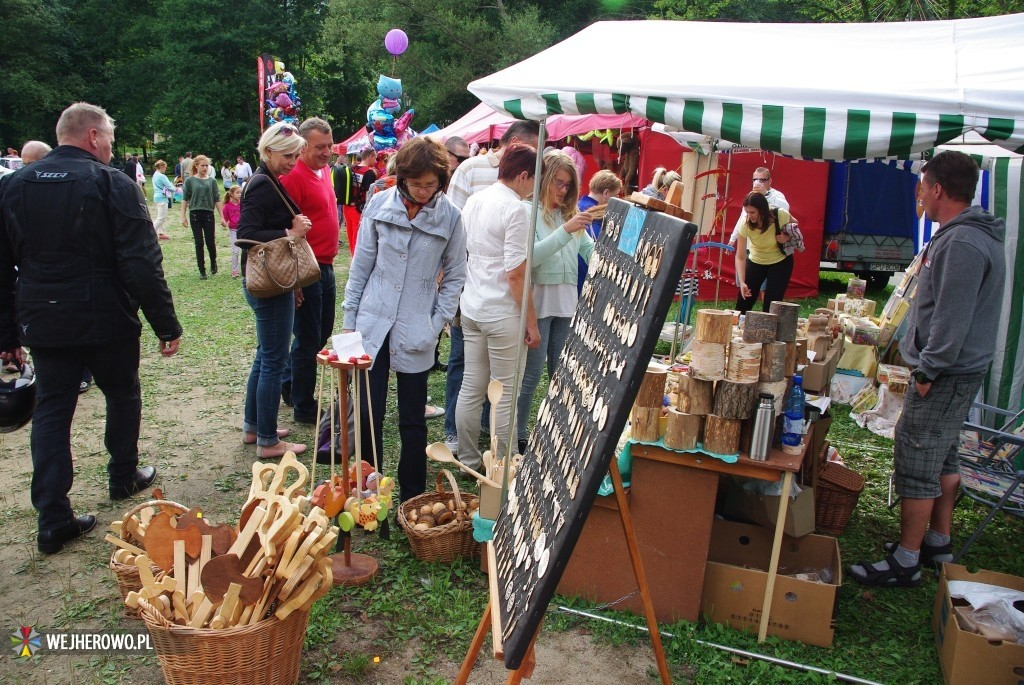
[631,363,668,442]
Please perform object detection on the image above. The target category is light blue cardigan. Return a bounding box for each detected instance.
[342,186,467,373]
[526,203,595,286]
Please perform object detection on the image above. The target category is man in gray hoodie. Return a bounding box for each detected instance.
[852,151,1005,588]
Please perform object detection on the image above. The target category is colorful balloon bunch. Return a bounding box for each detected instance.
[265,61,302,127]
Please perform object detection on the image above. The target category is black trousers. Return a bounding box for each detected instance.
[30,338,142,531]
[357,334,429,503]
[736,254,794,314]
[189,209,217,274]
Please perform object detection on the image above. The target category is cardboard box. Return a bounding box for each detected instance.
[723,479,816,537]
[808,409,833,465]
[701,519,842,647]
[933,563,1024,685]
[802,349,838,394]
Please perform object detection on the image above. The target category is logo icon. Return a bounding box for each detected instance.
[11,627,42,658]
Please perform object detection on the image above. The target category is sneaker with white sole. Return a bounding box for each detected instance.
[444,435,459,455]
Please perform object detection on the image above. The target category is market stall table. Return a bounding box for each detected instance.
[558,431,810,642]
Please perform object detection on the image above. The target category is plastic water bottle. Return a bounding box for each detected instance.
[782,375,806,448]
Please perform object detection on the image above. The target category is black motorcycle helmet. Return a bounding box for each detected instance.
[0,363,36,433]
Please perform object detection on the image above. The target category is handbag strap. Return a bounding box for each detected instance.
[243,170,299,217]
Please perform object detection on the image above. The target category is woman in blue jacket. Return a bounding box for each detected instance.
[342,137,467,502]
[515,151,594,452]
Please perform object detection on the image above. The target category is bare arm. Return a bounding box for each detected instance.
[506,262,540,348]
[734,234,751,298]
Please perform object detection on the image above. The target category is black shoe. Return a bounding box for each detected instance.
[281,382,293,407]
[211,263,218,275]
[78,380,91,394]
[293,412,317,425]
[109,466,158,501]
[199,272,208,280]
[517,439,528,455]
[38,515,97,554]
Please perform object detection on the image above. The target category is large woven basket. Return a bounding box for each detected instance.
[815,461,865,535]
[398,470,480,563]
[137,598,308,685]
[109,499,188,618]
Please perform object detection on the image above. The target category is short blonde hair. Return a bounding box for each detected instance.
[154,159,167,171]
[589,170,622,195]
[257,122,306,161]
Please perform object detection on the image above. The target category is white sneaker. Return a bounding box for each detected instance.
[444,435,459,455]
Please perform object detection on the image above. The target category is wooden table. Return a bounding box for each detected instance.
[557,434,809,641]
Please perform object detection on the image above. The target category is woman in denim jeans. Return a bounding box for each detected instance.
[514,151,594,451]
[236,122,312,458]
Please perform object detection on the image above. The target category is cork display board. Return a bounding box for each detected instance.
[492,197,698,668]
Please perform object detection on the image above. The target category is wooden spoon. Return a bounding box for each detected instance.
[426,442,500,488]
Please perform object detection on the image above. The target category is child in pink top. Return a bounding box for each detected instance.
[222,186,242,277]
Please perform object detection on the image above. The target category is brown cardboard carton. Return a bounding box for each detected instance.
[933,563,1024,685]
[723,479,817,538]
[802,349,838,394]
[701,519,841,647]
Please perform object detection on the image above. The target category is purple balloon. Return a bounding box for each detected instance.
[385,29,408,56]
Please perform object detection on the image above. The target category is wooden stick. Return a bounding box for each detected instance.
[105,534,145,557]
[173,539,186,595]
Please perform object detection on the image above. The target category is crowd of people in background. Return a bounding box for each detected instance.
[0,103,812,552]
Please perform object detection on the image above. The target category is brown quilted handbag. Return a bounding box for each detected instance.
[237,236,320,298]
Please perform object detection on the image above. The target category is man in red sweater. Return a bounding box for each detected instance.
[280,117,340,424]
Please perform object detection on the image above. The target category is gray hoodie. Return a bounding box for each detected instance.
[900,205,1006,380]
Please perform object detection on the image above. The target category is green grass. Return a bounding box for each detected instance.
[135,202,1024,684]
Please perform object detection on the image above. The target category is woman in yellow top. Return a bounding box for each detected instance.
[734,192,794,313]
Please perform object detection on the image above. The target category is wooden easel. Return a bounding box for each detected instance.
[455,459,672,684]
[313,353,378,586]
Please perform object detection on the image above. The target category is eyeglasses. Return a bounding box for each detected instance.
[407,181,439,193]
[752,177,770,184]
[553,179,572,191]
[276,124,298,137]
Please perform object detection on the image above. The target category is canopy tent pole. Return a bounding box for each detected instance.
[504,119,547,503]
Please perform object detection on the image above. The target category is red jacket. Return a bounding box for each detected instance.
[279,159,339,263]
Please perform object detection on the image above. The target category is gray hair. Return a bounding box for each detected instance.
[20,140,52,164]
[257,122,306,161]
[298,117,331,138]
[55,103,115,144]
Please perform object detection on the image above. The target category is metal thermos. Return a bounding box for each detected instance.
[749,393,775,461]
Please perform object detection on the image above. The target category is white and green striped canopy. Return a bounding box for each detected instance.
[469,15,1024,161]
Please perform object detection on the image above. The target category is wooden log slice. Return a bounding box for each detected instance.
[769,301,800,342]
[630,406,661,443]
[695,309,734,344]
[704,414,743,455]
[664,409,702,451]
[782,339,798,376]
[726,338,763,383]
[635,364,668,408]
[677,375,714,415]
[689,340,727,381]
[712,379,759,420]
[758,379,789,416]
[759,341,787,382]
[742,311,778,343]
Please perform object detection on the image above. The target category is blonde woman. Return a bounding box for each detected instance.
[151,160,174,240]
[514,151,594,452]
[237,121,312,458]
[640,167,681,201]
[181,154,223,279]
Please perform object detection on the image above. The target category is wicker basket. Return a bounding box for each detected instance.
[398,470,480,563]
[815,461,865,535]
[137,598,308,685]
[109,499,188,618]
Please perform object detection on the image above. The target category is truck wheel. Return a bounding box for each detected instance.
[863,272,890,293]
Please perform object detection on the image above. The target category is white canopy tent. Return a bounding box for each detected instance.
[469,16,1024,161]
[469,15,1024,411]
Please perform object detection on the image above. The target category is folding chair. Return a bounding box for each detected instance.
[954,402,1024,561]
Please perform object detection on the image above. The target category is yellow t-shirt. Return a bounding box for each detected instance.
[739,208,791,266]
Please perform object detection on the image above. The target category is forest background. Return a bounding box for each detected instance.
[3,0,1023,161]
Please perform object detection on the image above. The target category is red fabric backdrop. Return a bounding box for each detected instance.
[637,131,828,301]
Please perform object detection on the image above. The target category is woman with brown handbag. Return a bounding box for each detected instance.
[237,122,312,458]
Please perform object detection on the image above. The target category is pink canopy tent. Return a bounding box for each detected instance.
[428,102,647,144]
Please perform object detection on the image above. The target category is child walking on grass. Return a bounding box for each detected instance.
[222,186,242,277]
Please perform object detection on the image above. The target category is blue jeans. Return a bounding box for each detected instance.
[516,316,570,441]
[443,322,465,437]
[30,338,142,531]
[290,264,336,419]
[357,334,430,502]
[242,282,295,446]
